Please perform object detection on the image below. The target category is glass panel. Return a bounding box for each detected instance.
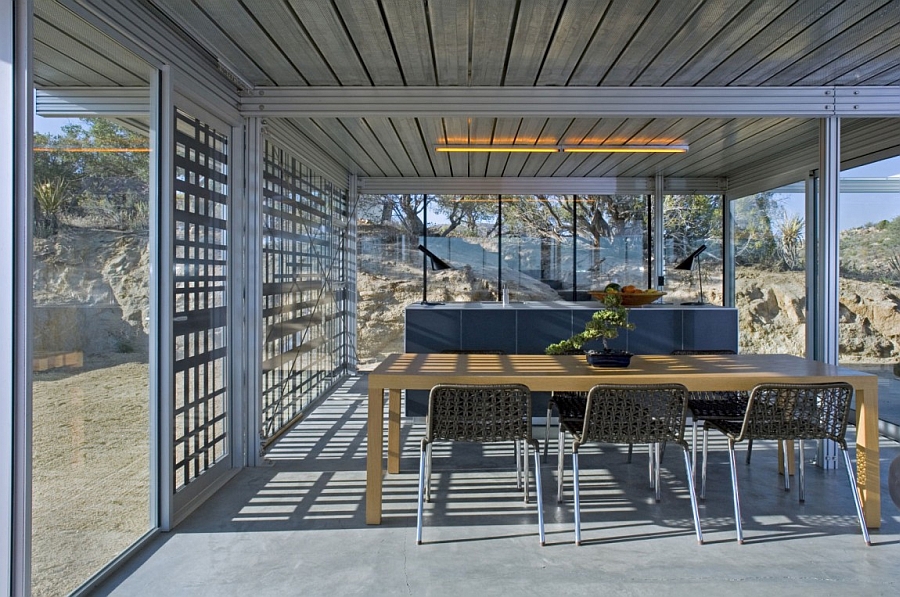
[664,194,724,305]
[500,195,572,301]
[31,113,152,595]
[260,139,349,444]
[838,156,900,429]
[574,194,649,298]
[172,109,229,490]
[731,188,806,355]
[355,193,424,364]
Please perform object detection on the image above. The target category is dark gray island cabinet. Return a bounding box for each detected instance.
[403,300,738,416]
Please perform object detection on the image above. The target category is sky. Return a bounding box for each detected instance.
[777,156,900,231]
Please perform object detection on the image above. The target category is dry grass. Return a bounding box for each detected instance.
[31,353,150,597]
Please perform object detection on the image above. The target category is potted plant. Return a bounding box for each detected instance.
[545,292,636,367]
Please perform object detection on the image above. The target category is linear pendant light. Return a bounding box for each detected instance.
[435,145,558,153]
[434,144,688,153]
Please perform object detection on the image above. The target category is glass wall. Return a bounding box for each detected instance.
[731,187,807,356]
[31,111,152,595]
[837,156,900,427]
[355,193,655,362]
[664,194,724,305]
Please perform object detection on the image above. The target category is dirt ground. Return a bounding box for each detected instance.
[31,353,150,597]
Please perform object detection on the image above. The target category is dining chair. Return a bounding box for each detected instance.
[564,383,703,546]
[416,383,546,546]
[701,382,870,545]
[671,349,753,477]
[545,392,635,465]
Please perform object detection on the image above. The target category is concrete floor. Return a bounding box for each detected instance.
[94,375,900,597]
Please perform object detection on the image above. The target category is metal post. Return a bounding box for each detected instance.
[654,174,665,291]
[816,117,841,470]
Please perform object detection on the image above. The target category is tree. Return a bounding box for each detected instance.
[732,192,780,266]
[33,118,150,231]
[664,194,722,259]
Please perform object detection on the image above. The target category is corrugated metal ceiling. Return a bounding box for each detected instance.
[33,0,900,189]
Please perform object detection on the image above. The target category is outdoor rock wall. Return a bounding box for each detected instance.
[33,230,149,355]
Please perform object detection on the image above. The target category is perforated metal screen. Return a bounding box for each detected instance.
[260,138,349,446]
[172,109,229,491]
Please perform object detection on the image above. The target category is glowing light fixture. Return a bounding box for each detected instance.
[434,144,688,154]
[562,145,688,153]
[435,145,558,153]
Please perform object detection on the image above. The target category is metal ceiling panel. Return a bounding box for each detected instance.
[380,0,435,85]
[333,0,403,85]
[427,0,468,86]
[45,0,899,189]
[665,0,793,86]
[469,0,517,85]
[149,0,275,85]
[363,117,418,176]
[535,0,608,86]
[387,117,436,177]
[632,0,750,86]
[245,0,339,85]
[34,0,152,87]
[566,0,655,86]
[730,0,894,86]
[503,0,565,86]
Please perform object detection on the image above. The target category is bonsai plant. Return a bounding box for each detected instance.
[545,291,635,357]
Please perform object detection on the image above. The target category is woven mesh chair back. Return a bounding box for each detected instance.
[740,382,854,446]
[577,384,689,448]
[426,383,532,443]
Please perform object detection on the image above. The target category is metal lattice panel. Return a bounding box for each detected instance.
[260,138,349,446]
[172,109,229,491]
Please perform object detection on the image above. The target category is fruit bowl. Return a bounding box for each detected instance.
[588,290,667,306]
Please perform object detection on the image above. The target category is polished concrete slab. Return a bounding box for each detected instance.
[94,375,900,597]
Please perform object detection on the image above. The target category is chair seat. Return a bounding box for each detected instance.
[688,391,748,420]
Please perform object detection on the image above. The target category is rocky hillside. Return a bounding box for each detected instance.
[358,258,900,365]
[33,229,149,355]
[31,229,900,368]
[736,268,900,362]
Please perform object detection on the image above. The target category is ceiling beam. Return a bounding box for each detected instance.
[241,86,900,118]
[35,87,150,117]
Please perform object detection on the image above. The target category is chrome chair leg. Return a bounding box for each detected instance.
[627,442,633,463]
[654,443,662,502]
[701,426,709,500]
[798,439,805,503]
[543,404,552,463]
[425,443,433,502]
[515,440,523,490]
[557,425,566,502]
[728,439,744,543]
[842,449,872,545]
[782,440,790,492]
[692,418,699,483]
[573,450,582,546]
[648,443,655,489]
[682,447,704,544]
[416,448,427,544]
[523,439,530,503]
[532,444,546,546]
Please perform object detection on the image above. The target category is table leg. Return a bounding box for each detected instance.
[366,385,385,525]
[856,388,881,528]
[387,389,402,474]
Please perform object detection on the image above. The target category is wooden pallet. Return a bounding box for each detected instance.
[33,351,84,371]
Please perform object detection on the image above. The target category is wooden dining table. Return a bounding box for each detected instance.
[365,352,880,526]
